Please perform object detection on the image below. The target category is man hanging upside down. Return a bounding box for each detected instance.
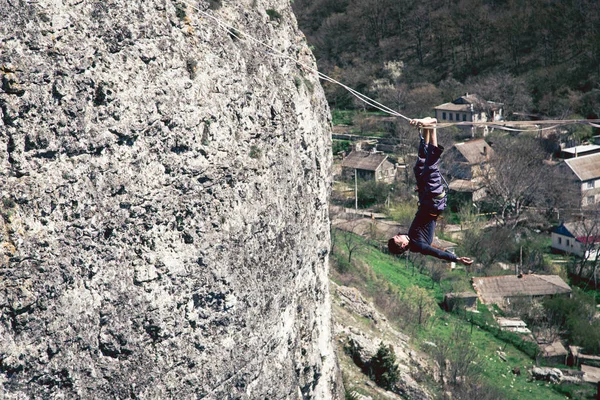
[388,117,473,266]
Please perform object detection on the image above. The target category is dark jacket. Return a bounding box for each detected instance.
[407,137,456,262]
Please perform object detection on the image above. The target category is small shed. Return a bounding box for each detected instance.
[472,274,572,307]
[341,150,396,183]
[540,341,569,365]
[443,292,478,311]
[497,318,531,334]
[569,346,600,368]
[560,144,600,159]
[448,178,487,202]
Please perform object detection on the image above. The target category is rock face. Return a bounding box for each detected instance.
[0,0,340,398]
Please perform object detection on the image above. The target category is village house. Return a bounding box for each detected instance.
[341,150,396,183]
[443,292,478,312]
[552,221,600,259]
[443,139,493,203]
[433,93,503,136]
[472,274,572,308]
[558,152,600,207]
[559,144,600,159]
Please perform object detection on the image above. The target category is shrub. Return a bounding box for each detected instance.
[332,140,351,155]
[186,58,198,79]
[294,76,302,89]
[368,342,399,390]
[331,109,355,125]
[249,145,262,159]
[356,180,392,208]
[2,197,16,208]
[266,9,282,21]
[208,0,222,10]
[174,3,186,19]
[303,78,314,93]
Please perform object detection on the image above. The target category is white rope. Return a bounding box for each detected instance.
[186,1,411,121]
[181,2,600,133]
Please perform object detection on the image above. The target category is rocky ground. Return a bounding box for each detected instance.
[331,282,436,400]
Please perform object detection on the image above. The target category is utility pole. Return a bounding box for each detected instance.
[354,168,358,210]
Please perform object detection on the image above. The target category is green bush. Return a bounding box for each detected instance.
[2,197,16,208]
[249,145,262,159]
[386,202,418,226]
[266,9,282,21]
[331,109,355,125]
[332,140,351,155]
[208,0,222,10]
[174,3,186,19]
[356,180,392,208]
[368,342,399,390]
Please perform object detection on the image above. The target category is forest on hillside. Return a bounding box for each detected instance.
[293,0,600,120]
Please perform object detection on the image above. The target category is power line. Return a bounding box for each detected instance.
[181,3,600,133]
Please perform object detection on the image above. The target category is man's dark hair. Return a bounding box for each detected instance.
[388,237,408,255]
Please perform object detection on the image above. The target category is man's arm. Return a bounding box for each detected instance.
[410,240,473,265]
[409,240,457,262]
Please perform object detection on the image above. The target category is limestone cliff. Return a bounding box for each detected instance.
[0,0,340,398]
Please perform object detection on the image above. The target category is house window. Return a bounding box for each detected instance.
[463,114,467,121]
[442,112,446,120]
[566,239,570,247]
[587,181,595,189]
[456,113,460,121]
[558,237,562,245]
[587,195,595,205]
[449,113,453,121]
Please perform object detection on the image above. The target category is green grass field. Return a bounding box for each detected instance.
[332,233,594,400]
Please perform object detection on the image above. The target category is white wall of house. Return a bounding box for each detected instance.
[580,179,600,206]
[435,109,472,123]
[552,233,585,256]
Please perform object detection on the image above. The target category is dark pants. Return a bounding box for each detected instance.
[413,137,446,214]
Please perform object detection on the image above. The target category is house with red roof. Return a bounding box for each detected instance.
[552,221,600,258]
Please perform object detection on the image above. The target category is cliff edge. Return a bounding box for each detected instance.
[0,0,340,398]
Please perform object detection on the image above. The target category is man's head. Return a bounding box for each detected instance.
[388,234,409,255]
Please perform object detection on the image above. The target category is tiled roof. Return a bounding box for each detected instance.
[561,144,600,156]
[564,153,600,181]
[434,94,503,112]
[341,151,388,171]
[473,274,571,304]
[453,139,493,164]
[434,102,472,112]
[556,222,600,244]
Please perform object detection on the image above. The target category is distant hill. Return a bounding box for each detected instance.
[293,0,600,120]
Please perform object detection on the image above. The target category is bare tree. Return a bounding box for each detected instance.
[570,209,600,284]
[430,262,446,289]
[480,135,554,228]
[338,221,364,263]
[403,285,436,326]
[432,323,481,388]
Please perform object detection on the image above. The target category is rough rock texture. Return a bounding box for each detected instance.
[332,284,433,400]
[0,0,341,398]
